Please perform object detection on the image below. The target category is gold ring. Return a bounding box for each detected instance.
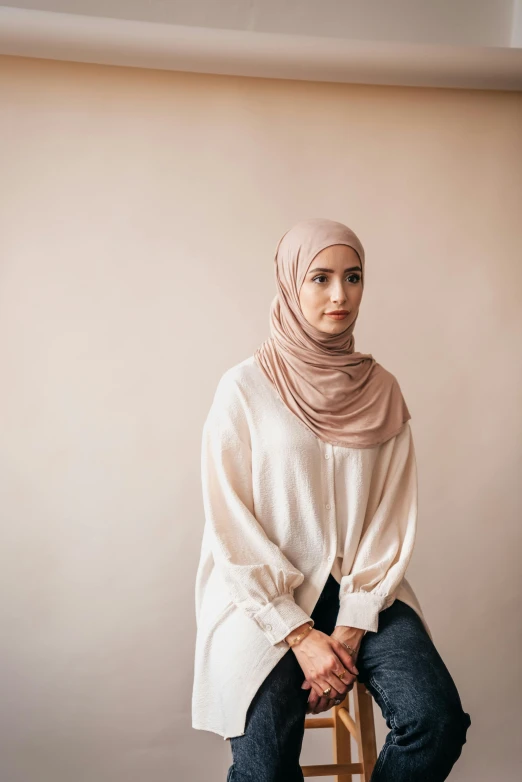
[337,670,347,680]
[322,687,332,697]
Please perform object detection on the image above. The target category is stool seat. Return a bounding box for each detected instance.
[301,680,377,780]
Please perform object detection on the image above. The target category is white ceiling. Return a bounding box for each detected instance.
[1,0,522,90]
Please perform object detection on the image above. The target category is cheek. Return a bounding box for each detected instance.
[352,286,363,304]
[299,290,320,322]
[300,285,320,308]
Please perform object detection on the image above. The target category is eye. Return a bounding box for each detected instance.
[312,273,361,284]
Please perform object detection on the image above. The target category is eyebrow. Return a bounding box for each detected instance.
[307,266,362,274]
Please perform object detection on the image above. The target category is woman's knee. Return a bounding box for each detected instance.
[437,705,471,747]
[417,699,471,753]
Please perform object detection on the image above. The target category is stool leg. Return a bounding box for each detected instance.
[332,693,353,782]
[353,681,378,781]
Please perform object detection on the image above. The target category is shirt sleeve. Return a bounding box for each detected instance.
[201,373,315,646]
[335,421,418,633]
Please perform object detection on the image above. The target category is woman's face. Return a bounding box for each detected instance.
[298,244,363,334]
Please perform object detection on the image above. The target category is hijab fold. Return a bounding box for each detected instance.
[254,218,410,448]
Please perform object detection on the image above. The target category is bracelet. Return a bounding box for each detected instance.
[286,621,314,648]
[340,640,357,657]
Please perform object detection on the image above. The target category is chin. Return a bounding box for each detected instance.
[318,323,343,334]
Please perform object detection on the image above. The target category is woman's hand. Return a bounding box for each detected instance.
[298,626,365,715]
[290,626,361,715]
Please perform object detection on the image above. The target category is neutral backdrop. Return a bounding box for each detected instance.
[0,54,521,782]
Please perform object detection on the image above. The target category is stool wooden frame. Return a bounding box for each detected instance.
[301,680,377,780]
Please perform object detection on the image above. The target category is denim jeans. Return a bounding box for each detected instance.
[227,573,471,781]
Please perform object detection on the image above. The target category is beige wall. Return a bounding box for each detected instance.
[0,55,520,782]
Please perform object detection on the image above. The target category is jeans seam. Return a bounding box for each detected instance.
[368,674,399,777]
[368,675,398,738]
[373,738,392,776]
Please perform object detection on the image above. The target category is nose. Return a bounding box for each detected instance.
[331,284,347,304]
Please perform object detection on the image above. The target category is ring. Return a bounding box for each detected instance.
[334,698,342,705]
[337,670,347,680]
[322,687,332,697]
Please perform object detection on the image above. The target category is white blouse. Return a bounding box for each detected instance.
[192,355,431,740]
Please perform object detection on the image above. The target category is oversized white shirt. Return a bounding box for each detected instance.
[192,355,431,740]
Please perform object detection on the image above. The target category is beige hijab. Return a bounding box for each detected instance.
[254,217,411,448]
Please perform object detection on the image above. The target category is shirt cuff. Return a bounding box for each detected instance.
[336,591,389,633]
[253,593,315,645]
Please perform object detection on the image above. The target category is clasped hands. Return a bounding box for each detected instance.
[291,625,365,715]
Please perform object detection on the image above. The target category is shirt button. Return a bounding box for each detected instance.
[266,623,272,631]
[325,453,330,459]
[325,503,331,510]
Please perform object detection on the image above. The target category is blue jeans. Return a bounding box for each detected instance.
[227,573,471,781]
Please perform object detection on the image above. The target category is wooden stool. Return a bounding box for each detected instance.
[300,680,378,780]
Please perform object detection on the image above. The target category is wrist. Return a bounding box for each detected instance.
[333,625,366,645]
[284,621,314,646]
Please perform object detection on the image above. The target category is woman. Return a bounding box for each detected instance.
[192,218,471,781]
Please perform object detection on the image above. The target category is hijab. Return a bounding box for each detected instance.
[253,217,411,448]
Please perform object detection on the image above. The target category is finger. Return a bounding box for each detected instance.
[324,682,343,700]
[315,677,342,703]
[327,669,353,695]
[310,697,323,715]
[312,696,331,715]
[307,693,319,713]
[309,679,336,702]
[320,672,344,699]
[335,647,359,677]
[307,692,319,708]
[308,680,325,699]
[331,642,359,675]
[332,669,357,694]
